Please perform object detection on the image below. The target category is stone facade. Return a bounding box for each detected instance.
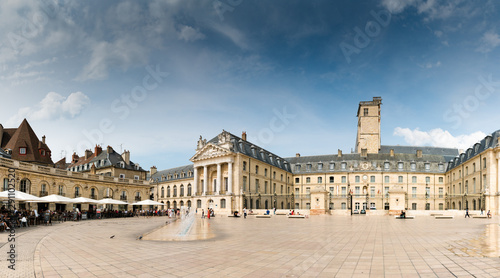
[0,157,150,211]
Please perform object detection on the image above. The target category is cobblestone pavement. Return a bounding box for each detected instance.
[0,215,499,277]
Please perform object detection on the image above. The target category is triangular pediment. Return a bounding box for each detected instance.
[190,143,232,162]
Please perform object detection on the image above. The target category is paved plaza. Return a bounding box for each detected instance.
[0,214,499,277]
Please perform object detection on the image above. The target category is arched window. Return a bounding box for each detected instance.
[173,185,177,197]
[75,186,80,197]
[167,186,171,197]
[58,185,64,196]
[187,184,192,196]
[180,200,184,207]
[20,179,30,193]
[41,183,47,196]
[180,185,184,196]
[161,187,164,198]
[90,188,96,199]
[173,201,177,209]
[221,199,226,208]
[197,199,202,208]
[187,200,192,208]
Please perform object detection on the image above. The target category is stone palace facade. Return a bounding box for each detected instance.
[152,97,499,216]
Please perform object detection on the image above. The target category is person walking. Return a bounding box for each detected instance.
[207,208,210,219]
[243,207,247,219]
[201,209,205,219]
[480,208,484,215]
[465,208,470,218]
[487,210,491,218]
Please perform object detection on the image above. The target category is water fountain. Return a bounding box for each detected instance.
[141,206,215,241]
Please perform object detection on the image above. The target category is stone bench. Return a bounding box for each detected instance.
[430,213,443,216]
[276,212,287,215]
[256,215,271,218]
[472,215,488,218]
[435,216,454,219]
[288,215,306,219]
[394,216,415,219]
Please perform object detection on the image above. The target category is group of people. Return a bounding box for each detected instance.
[467,208,492,218]
[200,208,215,219]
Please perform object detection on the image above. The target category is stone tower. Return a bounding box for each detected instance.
[355,97,382,154]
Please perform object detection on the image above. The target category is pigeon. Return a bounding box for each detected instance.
[137,236,143,240]
[110,235,115,239]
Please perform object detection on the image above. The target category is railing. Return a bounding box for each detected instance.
[39,191,48,197]
[59,193,66,196]
[135,196,141,201]
[74,193,81,198]
[90,195,97,199]
[120,196,127,201]
[0,157,150,185]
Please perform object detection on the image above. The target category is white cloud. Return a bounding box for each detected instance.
[178,25,206,42]
[418,61,441,69]
[381,0,418,14]
[393,127,486,150]
[476,31,500,53]
[7,92,90,125]
[210,23,251,50]
[76,39,148,81]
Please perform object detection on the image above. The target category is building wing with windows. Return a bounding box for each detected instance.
[152,97,500,216]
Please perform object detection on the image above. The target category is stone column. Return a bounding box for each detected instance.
[203,165,208,196]
[216,163,222,195]
[193,167,198,196]
[228,162,233,195]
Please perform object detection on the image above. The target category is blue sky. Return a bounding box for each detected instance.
[1,0,499,171]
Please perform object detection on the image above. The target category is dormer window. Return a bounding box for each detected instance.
[295,164,301,171]
[318,163,323,171]
[40,149,46,156]
[306,164,312,172]
[19,147,27,155]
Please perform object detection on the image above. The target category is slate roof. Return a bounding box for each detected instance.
[284,152,449,174]
[68,147,145,172]
[150,164,194,183]
[447,129,500,171]
[207,131,292,172]
[380,145,459,162]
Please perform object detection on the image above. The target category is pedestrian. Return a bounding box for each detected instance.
[243,207,247,219]
[201,209,205,219]
[207,208,210,219]
[487,210,491,218]
[273,207,276,215]
[465,208,470,218]
[480,208,483,215]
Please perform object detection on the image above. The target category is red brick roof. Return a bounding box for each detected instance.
[1,119,54,165]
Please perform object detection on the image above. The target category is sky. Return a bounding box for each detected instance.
[1,0,500,171]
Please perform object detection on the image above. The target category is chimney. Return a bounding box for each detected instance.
[107,145,113,154]
[85,149,92,160]
[416,149,422,158]
[361,148,367,157]
[72,152,79,164]
[242,131,247,141]
[150,166,157,176]
[338,149,342,157]
[296,153,300,157]
[390,149,395,157]
[122,150,130,165]
[94,145,102,156]
[42,135,46,144]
